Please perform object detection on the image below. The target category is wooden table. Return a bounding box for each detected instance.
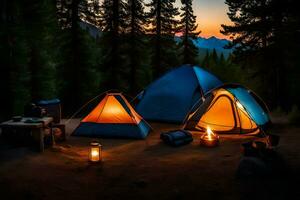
[0,117,53,152]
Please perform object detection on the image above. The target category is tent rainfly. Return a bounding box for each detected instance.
[135,65,223,123]
[183,84,271,135]
[73,93,151,139]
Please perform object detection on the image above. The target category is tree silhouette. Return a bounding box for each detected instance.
[147,0,180,78]
[221,0,300,110]
[178,0,200,65]
[99,0,126,89]
[124,0,148,94]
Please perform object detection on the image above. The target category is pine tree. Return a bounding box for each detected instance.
[99,0,127,90]
[147,0,180,78]
[56,0,101,28]
[23,0,59,101]
[0,0,31,119]
[285,0,300,107]
[178,0,200,65]
[209,48,218,70]
[81,0,101,27]
[124,0,148,94]
[56,0,102,113]
[0,0,61,119]
[220,0,294,110]
[221,0,273,58]
[201,50,209,68]
[211,49,218,61]
[56,0,72,28]
[219,53,225,65]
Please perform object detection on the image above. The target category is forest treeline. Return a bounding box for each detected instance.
[221,0,300,113]
[0,0,299,121]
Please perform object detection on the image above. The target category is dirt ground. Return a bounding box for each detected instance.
[0,117,300,200]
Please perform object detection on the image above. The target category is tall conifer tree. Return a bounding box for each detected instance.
[56,0,101,113]
[221,0,291,109]
[0,0,31,119]
[147,0,180,78]
[123,0,147,94]
[99,0,126,89]
[178,0,200,65]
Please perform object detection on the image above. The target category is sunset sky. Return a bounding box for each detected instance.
[143,0,232,39]
[175,0,232,39]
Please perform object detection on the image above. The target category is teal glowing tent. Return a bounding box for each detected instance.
[183,84,271,134]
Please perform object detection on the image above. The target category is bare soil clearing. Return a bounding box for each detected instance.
[0,117,299,200]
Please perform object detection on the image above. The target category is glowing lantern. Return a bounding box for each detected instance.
[89,141,102,162]
[200,126,219,147]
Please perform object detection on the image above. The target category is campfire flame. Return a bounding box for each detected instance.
[207,126,214,141]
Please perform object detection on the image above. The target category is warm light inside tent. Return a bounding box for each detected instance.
[200,126,219,147]
[105,105,123,115]
[89,141,102,162]
[198,95,235,131]
[236,101,245,111]
[82,94,142,124]
[187,89,261,134]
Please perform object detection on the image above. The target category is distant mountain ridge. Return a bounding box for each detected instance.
[193,36,230,51]
[175,36,233,59]
[79,21,233,58]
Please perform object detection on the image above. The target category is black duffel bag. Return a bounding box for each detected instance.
[160,130,193,147]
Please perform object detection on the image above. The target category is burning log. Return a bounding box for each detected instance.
[200,127,219,147]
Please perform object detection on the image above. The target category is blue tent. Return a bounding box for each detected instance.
[135,65,223,123]
[73,93,151,139]
[183,84,271,134]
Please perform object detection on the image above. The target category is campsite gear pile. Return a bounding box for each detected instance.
[24,103,46,118]
[160,130,193,147]
[0,117,54,151]
[37,99,61,123]
[1,98,65,151]
[36,99,65,142]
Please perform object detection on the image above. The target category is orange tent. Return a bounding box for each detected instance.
[73,93,151,139]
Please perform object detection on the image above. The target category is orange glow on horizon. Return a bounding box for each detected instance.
[176,0,233,40]
[144,0,233,40]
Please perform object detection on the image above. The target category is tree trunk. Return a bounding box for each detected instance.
[154,0,161,78]
[129,0,137,94]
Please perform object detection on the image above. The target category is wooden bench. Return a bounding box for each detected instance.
[0,117,53,152]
